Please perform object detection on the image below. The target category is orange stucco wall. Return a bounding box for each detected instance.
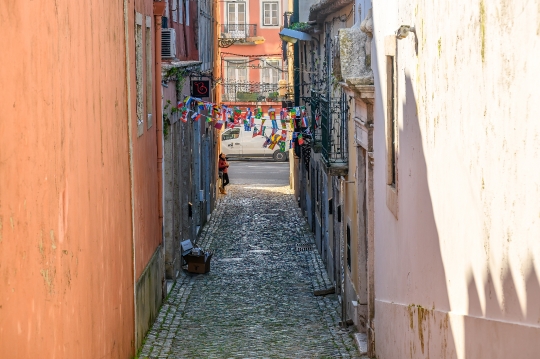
[0,2,135,358]
[128,0,162,280]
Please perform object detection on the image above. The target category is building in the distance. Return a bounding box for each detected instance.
[217,0,293,115]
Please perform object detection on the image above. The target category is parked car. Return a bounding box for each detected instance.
[221,120,289,162]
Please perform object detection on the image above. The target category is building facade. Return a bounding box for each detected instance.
[160,0,220,290]
[0,0,167,356]
[293,0,540,357]
[218,0,293,115]
[371,0,540,357]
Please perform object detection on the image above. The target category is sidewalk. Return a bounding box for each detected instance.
[139,185,361,358]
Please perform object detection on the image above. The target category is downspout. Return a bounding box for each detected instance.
[154,1,167,241]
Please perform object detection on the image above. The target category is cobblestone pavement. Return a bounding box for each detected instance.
[139,185,361,359]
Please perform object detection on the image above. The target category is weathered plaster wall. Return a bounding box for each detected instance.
[372,0,540,357]
[0,1,134,357]
[129,0,162,282]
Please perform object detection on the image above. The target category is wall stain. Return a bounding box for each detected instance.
[417,305,428,354]
[40,268,56,294]
[38,231,45,258]
[50,230,57,250]
[408,304,415,329]
[480,0,486,62]
[537,1,540,35]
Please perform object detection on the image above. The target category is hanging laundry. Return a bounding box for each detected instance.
[279,141,286,152]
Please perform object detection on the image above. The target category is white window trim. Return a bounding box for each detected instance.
[259,0,280,28]
[223,0,250,25]
[224,57,250,83]
[260,58,281,84]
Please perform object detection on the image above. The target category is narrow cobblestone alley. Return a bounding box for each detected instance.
[139,184,361,358]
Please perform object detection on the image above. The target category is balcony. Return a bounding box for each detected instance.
[222,82,293,103]
[309,90,323,152]
[319,91,349,175]
[219,24,263,47]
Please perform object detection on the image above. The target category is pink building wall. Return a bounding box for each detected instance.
[371,0,540,357]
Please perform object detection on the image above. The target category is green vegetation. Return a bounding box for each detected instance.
[289,22,311,32]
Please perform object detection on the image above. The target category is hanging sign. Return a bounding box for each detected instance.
[191,80,210,98]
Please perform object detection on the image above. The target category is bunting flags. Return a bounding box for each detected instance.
[173,96,314,150]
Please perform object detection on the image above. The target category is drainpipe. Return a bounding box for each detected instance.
[154,1,166,241]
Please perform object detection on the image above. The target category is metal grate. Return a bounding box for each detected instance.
[295,243,316,252]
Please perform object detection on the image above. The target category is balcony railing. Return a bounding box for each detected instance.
[320,90,349,167]
[310,90,322,150]
[220,24,257,39]
[222,82,293,103]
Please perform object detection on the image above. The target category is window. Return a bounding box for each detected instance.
[225,59,248,82]
[261,59,280,84]
[346,224,351,271]
[135,12,144,137]
[179,0,183,24]
[145,16,153,130]
[222,128,240,141]
[227,2,245,25]
[262,2,279,26]
[386,55,396,187]
[384,34,398,218]
[172,0,178,22]
[185,0,190,26]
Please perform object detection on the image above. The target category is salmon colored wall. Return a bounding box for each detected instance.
[0,1,134,358]
[168,0,200,61]
[129,0,162,280]
[218,0,285,87]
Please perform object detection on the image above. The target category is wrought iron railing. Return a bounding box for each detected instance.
[220,24,257,39]
[320,90,349,166]
[222,82,294,103]
[310,90,322,148]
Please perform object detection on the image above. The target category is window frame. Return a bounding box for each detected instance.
[261,1,279,28]
[261,59,281,85]
[385,35,398,219]
[224,0,249,26]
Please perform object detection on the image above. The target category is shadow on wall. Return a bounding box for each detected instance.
[466,257,540,357]
[397,75,540,358]
[392,74,457,358]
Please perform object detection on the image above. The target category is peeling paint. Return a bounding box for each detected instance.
[40,269,55,294]
[50,230,56,250]
[38,232,44,258]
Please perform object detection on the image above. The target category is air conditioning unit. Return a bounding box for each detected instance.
[162,28,176,58]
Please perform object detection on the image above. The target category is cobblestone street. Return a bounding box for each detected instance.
[139,184,361,358]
